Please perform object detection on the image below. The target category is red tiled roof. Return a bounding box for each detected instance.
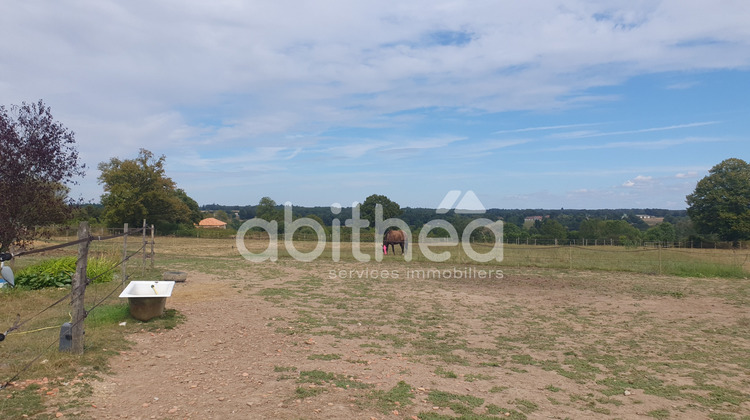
[198,217,227,227]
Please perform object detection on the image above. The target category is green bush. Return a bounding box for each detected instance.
[15,256,116,290]
[174,226,237,239]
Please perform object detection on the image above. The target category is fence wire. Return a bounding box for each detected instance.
[0,227,149,390]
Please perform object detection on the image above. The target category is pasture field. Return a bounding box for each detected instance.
[1,236,749,419]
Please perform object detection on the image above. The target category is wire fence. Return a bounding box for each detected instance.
[0,222,153,390]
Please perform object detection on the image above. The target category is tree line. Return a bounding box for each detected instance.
[1,100,748,251]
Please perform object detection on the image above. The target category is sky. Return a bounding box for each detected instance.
[2,1,749,210]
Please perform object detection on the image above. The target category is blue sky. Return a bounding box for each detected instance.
[2,1,749,210]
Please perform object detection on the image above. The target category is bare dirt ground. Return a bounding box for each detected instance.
[83,257,750,420]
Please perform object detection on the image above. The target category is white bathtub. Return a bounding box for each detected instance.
[119,280,175,298]
[119,281,175,321]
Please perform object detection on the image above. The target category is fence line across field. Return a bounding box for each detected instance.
[1,221,155,391]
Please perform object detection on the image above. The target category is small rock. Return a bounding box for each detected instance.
[624,390,632,396]
[218,397,225,401]
[55,413,63,418]
[167,407,178,414]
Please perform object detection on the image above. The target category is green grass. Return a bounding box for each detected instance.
[647,408,671,419]
[295,386,325,399]
[435,367,458,378]
[427,390,484,416]
[369,381,413,413]
[464,373,494,382]
[307,353,342,361]
[298,370,373,390]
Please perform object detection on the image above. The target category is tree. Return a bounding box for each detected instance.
[175,188,202,224]
[644,222,676,243]
[686,158,750,245]
[213,209,231,223]
[359,194,402,226]
[255,197,282,222]
[503,222,528,243]
[98,149,197,232]
[0,100,85,251]
[537,219,568,240]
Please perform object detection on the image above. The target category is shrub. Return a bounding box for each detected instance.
[15,256,116,290]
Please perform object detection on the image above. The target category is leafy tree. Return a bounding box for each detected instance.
[503,222,528,243]
[579,219,641,242]
[255,196,282,222]
[98,149,197,232]
[71,204,104,224]
[578,219,604,239]
[673,218,697,242]
[624,214,650,231]
[0,100,85,251]
[644,222,676,243]
[175,188,202,224]
[537,219,568,240]
[213,209,231,223]
[359,194,402,226]
[238,205,255,220]
[687,158,750,245]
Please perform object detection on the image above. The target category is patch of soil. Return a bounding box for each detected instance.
[82,264,750,419]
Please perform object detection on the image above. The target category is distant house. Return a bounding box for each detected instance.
[197,217,227,229]
[523,215,548,228]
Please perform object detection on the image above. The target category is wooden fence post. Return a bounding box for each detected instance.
[658,244,662,275]
[71,221,89,354]
[142,219,147,276]
[150,224,155,269]
[569,245,573,270]
[121,223,128,284]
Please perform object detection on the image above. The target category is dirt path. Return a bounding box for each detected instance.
[83,264,750,419]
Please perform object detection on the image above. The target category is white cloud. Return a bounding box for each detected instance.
[622,175,653,188]
[2,1,748,206]
[548,122,720,140]
[546,136,722,152]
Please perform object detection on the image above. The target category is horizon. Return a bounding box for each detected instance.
[3,2,749,210]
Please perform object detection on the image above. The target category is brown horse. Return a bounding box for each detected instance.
[383,229,406,255]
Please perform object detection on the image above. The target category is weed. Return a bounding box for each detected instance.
[307,353,342,361]
[369,380,413,413]
[428,390,484,416]
[434,367,457,379]
[646,408,670,419]
[464,373,494,382]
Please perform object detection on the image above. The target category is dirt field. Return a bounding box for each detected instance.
[77,238,750,419]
